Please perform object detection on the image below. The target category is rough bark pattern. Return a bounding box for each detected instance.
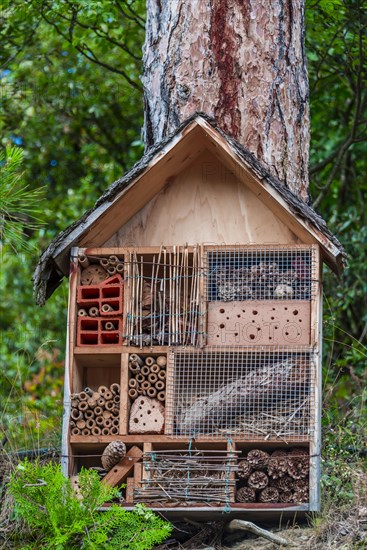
[143,0,310,200]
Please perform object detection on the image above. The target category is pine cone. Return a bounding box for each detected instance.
[248,470,269,490]
[247,449,269,470]
[258,486,279,503]
[274,284,294,298]
[235,283,253,300]
[293,486,308,503]
[267,450,288,479]
[217,281,237,301]
[101,441,126,471]
[274,475,295,492]
[287,448,309,480]
[279,490,294,503]
[237,459,252,479]
[236,486,256,503]
[297,477,309,491]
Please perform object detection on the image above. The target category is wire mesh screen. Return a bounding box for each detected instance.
[134,448,236,505]
[166,348,314,441]
[206,246,317,301]
[124,245,203,347]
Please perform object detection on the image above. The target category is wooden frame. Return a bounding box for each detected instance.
[63,243,322,512]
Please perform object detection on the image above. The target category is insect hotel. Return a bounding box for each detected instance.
[34,115,345,516]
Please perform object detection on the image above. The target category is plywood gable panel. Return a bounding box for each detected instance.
[103,150,300,248]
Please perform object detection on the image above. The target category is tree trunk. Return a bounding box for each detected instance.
[142,0,310,201]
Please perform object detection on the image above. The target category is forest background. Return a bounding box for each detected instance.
[0,0,366,506]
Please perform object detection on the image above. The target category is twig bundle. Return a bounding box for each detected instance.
[125,245,201,346]
[134,450,238,504]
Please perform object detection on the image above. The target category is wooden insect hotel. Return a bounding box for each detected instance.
[34,115,345,516]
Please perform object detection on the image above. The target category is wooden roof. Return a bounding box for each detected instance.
[33,113,346,305]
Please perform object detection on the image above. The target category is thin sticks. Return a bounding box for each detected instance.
[124,245,201,347]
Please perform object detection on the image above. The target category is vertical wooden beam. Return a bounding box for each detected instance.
[142,442,152,482]
[120,353,129,434]
[199,244,207,348]
[134,462,143,502]
[62,246,79,476]
[125,478,135,502]
[122,251,129,345]
[164,350,175,435]
[227,440,236,503]
[309,245,322,511]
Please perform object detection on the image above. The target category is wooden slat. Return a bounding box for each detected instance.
[70,435,311,445]
[125,478,135,502]
[62,247,79,477]
[309,246,322,511]
[120,353,129,434]
[164,350,175,435]
[102,446,143,487]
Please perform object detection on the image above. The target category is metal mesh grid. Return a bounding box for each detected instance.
[206,246,317,301]
[166,347,314,441]
[134,448,236,504]
[124,246,203,347]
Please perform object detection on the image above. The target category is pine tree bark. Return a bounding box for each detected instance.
[143,0,310,201]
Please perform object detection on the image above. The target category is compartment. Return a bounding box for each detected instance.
[166,348,314,441]
[77,317,123,346]
[127,353,167,434]
[70,354,121,436]
[134,442,236,506]
[206,246,317,301]
[234,443,309,505]
[71,442,143,502]
[124,246,203,347]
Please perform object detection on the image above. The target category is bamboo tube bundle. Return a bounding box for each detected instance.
[128,354,167,403]
[69,383,120,436]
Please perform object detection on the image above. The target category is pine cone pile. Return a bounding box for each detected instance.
[214,258,311,301]
[235,447,309,503]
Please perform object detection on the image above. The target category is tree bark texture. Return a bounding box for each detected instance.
[143,0,310,201]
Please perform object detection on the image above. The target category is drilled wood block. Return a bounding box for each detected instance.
[129,396,165,434]
[207,300,310,346]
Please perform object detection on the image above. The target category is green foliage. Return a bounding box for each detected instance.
[321,387,366,504]
[306,0,367,418]
[0,146,45,252]
[9,460,172,549]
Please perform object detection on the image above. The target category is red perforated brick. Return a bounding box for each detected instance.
[77,274,123,317]
[77,317,123,346]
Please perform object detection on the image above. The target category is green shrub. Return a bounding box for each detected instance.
[9,460,172,549]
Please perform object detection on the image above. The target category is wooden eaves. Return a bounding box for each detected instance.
[33,113,346,306]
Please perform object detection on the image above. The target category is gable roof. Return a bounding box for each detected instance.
[33,113,346,305]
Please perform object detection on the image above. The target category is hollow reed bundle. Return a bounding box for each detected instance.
[69,383,120,436]
[128,354,166,403]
